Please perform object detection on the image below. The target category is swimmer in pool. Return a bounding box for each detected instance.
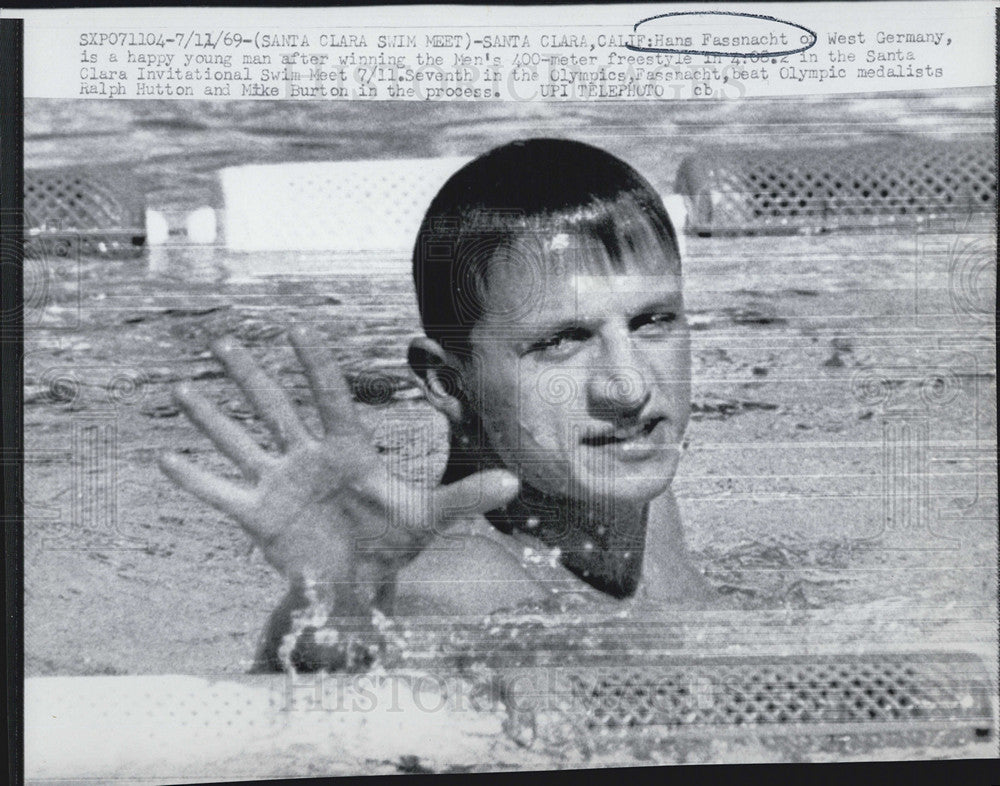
[160,139,718,671]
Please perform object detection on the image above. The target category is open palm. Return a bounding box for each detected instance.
[159,327,519,616]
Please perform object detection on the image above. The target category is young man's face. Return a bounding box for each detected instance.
[462,229,691,503]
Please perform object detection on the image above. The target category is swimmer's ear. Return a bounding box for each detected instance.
[408,337,466,423]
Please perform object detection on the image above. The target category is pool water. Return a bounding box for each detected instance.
[20,93,998,770]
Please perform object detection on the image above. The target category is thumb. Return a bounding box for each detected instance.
[435,469,520,520]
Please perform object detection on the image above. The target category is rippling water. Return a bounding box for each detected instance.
[22,93,997,687]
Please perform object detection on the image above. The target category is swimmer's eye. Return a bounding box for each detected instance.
[630,311,678,334]
[525,327,591,357]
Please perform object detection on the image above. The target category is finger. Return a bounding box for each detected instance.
[435,469,520,519]
[210,335,311,448]
[288,326,357,434]
[158,451,256,521]
[173,383,275,479]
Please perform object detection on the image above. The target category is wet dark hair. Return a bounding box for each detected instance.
[412,138,680,353]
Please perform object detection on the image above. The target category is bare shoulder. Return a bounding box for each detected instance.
[394,522,549,617]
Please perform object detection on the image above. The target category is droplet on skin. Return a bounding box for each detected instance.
[526,516,540,529]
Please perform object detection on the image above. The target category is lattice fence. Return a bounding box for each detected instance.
[24,167,146,257]
[501,651,994,752]
[676,137,996,236]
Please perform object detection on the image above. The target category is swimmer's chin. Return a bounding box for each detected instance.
[516,477,669,504]
[583,450,681,503]
[575,473,674,504]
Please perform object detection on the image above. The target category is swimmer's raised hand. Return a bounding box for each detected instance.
[159,327,520,610]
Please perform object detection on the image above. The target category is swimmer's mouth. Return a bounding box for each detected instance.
[580,416,667,447]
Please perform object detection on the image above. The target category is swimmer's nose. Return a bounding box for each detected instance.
[587,365,651,420]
